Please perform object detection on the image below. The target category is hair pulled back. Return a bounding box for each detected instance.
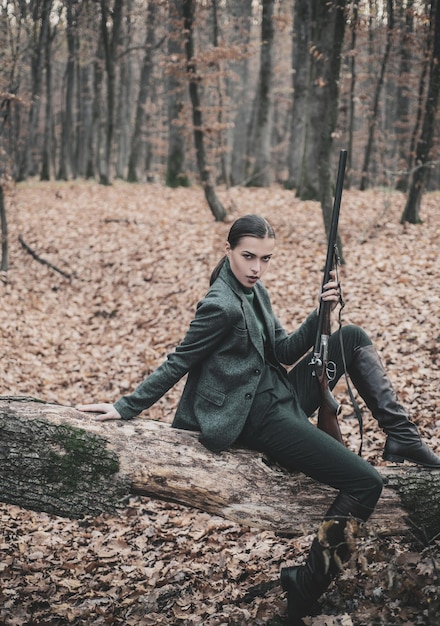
[209,214,275,285]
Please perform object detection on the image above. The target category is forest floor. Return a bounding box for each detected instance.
[1,180,440,625]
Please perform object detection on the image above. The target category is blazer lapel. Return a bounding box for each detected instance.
[253,284,276,348]
[219,263,266,358]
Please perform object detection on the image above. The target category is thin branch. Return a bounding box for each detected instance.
[18,235,73,279]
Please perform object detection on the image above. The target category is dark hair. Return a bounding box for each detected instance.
[209,214,275,285]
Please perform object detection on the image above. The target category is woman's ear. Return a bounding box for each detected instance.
[225,242,231,256]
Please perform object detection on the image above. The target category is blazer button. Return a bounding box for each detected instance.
[254,369,261,375]
[245,393,252,400]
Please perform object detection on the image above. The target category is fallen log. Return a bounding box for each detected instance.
[1,397,439,541]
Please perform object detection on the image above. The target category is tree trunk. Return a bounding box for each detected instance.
[165,1,190,188]
[211,0,229,186]
[246,0,274,187]
[58,0,76,181]
[286,0,312,191]
[293,0,347,204]
[229,0,253,187]
[401,0,440,224]
[87,34,105,179]
[402,9,431,195]
[115,0,133,180]
[359,0,394,191]
[311,0,347,262]
[182,0,226,221]
[40,15,55,181]
[1,398,440,543]
[128,1,157,183]
[346,0,360,189]
[394,0,413,192]
[76,63,93,178]
[0,184,8,273]
[17,0,52,182]
[99,0,124,186]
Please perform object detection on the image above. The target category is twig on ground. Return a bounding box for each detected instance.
[18,235,73,279]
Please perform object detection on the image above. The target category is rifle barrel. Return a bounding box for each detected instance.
[314,149,347,355]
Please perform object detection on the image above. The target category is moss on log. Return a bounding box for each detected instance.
[0,401,130,517]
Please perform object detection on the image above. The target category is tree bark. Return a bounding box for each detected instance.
[1,398,440,542]
[127,1,156,183]
[58,0,76,181]
[182,0,226,221]
[401,0,440,224]
[115,0,133,180]
[99,0,124,186]
[40,10,55,181]
[394,0,413,192]
[246,0,274,187]
[165,0,190,188]
[229,0,253,187]
[292,0,347,207]
[286,0,312,191]
[315,0,346,251]
[359,0,394,191]
[0,184,8,273]
[346,0,360,189]
[17,0,52,182]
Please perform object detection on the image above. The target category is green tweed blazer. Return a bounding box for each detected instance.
[114,261,318,452]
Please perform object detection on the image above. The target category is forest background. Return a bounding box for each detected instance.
[1,0,440,625]
[2,0,440,226]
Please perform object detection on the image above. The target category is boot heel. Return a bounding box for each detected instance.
[280,567,290,591]
[383,452,404,463]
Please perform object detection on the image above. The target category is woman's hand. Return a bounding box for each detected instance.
[76,403,122,422]
[320,270,341,311]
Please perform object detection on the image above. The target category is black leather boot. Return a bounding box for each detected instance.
[280,493,373,625]
[349,344,440,468]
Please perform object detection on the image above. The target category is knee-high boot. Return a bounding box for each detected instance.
[280,492,373,626]
[349,344,440,467]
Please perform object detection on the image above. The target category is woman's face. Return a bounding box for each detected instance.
[226,236,275,289]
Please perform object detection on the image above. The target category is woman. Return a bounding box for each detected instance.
[78,214,440,625]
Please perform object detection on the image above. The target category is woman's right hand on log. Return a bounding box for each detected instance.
[76,403,122,421]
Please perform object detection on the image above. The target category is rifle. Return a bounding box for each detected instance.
[311,149,347,444]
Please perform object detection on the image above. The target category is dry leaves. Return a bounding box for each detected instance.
[1,181,440,624]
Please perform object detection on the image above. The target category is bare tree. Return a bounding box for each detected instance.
[314,0,347,256]
[165,0,190,188]
[286,0,312,191]
[182,0,226,221]
[360,0,394,191]
[58,0,77,181]
[401,0,440,223]
[246,0,275,187]
[127,1,158,183]
[0,183,7,274]
[229,0,253,186]
[40,4,59,181]
[346,0,360,188]
[115,0,133,180]
[393,0,414,192]
[17,0,53,182]
[99,0,123,186]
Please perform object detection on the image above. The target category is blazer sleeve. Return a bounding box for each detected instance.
[255,282,318,366]
[114,296,235,420]
[273,309,319,366]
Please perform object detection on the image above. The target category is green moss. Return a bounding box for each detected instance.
[44,424,119,492]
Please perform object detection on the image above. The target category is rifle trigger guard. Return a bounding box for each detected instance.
[326,360,337,381]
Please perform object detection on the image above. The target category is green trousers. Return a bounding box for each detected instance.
[238,325,383,509]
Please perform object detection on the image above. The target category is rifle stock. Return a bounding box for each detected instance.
[313,150,347,444]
